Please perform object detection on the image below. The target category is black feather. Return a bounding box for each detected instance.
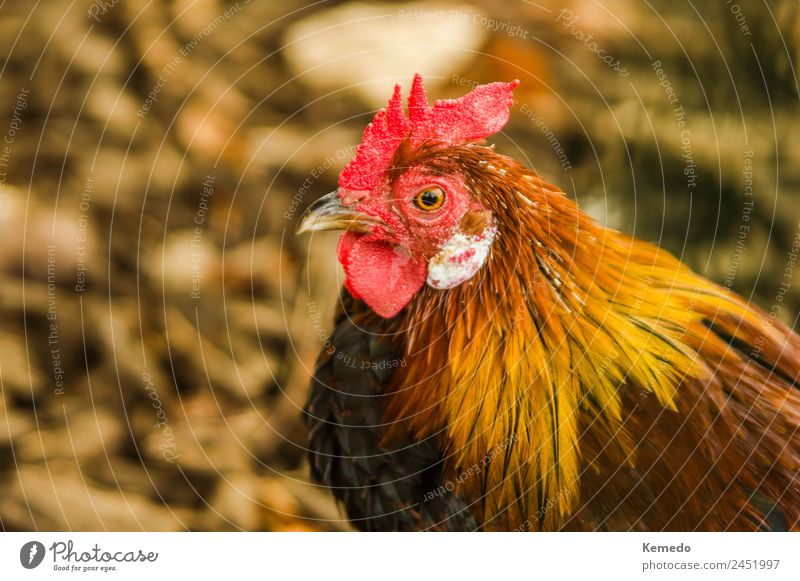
[305,291,477,531]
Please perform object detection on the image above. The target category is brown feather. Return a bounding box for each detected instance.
[380,143,800,531]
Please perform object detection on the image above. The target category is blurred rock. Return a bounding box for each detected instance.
[143,393,254,474]
[0,398,33,448]
[224,237,295,297]
[208,471,262,530]
[0,187,98,284]
[153,231,222,299]
[1,462,189,530]
[282,2,488,106]
[244,124,357,177]
[0,331,45,398]
[15,407,124,462]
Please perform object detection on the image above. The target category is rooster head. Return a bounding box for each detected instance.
[297,74,519,317]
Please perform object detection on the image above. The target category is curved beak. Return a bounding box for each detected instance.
[295,190,388,235]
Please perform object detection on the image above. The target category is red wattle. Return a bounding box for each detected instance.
[337,232,426,318]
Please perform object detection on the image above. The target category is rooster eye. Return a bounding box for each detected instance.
[413,187,446,211]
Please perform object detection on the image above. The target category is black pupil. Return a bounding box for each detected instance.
[420,190,440,207]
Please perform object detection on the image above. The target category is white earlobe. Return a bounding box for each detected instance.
[426,223,497,289]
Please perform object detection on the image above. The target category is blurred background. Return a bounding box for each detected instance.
[0,0,797,531]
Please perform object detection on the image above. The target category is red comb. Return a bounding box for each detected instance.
[338,74,520,191]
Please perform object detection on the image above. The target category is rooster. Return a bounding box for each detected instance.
[297,74,800,531]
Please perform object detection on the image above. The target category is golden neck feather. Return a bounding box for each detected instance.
[384,147,769,529]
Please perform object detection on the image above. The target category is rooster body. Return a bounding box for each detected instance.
[299,75,800,531]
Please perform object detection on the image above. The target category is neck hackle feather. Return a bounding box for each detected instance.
[381,143,800,531]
